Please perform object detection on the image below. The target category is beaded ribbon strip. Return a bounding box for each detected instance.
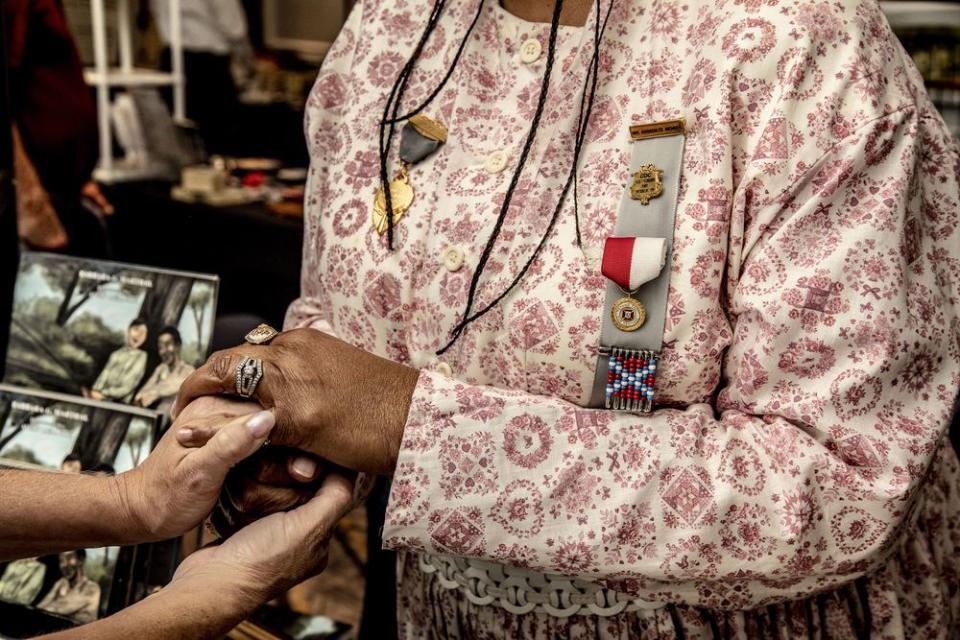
[419,553,664,618]
[604,346,658,412]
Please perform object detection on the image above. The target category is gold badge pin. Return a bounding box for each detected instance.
[629,118,686,141]
[629,164,664,205]
[611,296,647,332]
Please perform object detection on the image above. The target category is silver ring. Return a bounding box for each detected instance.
[234,356,263,398]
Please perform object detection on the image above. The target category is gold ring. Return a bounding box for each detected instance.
[245,323,279,345]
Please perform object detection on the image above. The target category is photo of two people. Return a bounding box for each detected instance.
[3,252,219,416]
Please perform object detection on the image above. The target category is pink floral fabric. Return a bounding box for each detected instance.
[289,0,960,636]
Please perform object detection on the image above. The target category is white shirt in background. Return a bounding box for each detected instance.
[150,0,247,55]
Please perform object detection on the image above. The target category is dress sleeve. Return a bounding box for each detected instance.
[382,105,960,606]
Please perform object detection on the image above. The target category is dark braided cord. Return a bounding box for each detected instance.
[387,0,487,124]
[572,0,603,246]
[379,0,449,249]
[437,0,614,354]
[437,0,568,353]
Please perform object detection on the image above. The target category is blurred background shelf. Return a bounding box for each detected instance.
[84,68,178,86]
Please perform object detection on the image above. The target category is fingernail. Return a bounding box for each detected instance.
[176,427,193,442]
[291,456,317,480]
[170,395,179,419]
[245,411,275,438]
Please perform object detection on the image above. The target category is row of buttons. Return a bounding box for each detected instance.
[429,28,537,370]
[474,41,538,180]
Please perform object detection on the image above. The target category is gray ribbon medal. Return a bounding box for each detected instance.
[400,114,447,165]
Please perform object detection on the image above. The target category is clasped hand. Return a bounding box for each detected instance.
[172,328,420,475]
[109,399,357,617]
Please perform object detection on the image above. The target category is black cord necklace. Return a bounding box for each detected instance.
[374,0,614,354]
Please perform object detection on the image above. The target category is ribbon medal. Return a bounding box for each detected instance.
[373,114,448,235]
[602,236,666,332]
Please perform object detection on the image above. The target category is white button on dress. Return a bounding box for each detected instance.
[519,38,542,64]
[484,150,509,173]
[442,246,465,271]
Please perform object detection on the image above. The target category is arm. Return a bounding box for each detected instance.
[35,580,61,610]
[0,400,270,562]
[149,367,193,399]
[11,126,67,249]
[40,580,252,640]
[39,472,356,640]
[379,106,960,605]
[133,365,163,407]
[0,470,137,560]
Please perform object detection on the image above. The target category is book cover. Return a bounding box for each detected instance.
[3,251,218,414]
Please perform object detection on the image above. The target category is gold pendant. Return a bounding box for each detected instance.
[629,163,664,205]
[372,165,415,235]
[611,296,646,332]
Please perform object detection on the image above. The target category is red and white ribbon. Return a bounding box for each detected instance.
[601,236,667,292]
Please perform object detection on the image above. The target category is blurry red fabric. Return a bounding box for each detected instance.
[3,0,97,195]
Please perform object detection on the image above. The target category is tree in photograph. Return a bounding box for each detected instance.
[122,420,151,468]
[72,406,132,470]
[136,275,193,381]
[0,400,40,452]
[45,262,122,327]
[0,445,44,466]
[187,285,213,356]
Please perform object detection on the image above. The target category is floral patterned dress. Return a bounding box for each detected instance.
[286,0,960,636]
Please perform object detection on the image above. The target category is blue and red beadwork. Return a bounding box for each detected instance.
[604,347,658,412]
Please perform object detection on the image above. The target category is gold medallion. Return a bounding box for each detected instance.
[372,167,415,235]
[629,163,664,205]
[611,296,647,332]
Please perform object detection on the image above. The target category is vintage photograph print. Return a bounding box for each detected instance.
[0,385,162,626]
[4,252,218,412]
[0,385,159,474]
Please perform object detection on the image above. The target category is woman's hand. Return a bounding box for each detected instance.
[40,473,357,640]
[208,446,324,538]
[117,397,278,541]
[172,329,420,475]
[170,471,356,612]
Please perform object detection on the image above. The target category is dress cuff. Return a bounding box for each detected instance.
[382,369,452,552]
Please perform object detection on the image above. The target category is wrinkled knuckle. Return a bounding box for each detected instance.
[270,414,297,446]
[210,352,237,382]
[184,467,207,495]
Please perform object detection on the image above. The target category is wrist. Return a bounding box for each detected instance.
[383,365,419,473]
[111,469,154,543]
[172,559,274,618]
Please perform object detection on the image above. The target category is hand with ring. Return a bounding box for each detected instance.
[172,327,420,475]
